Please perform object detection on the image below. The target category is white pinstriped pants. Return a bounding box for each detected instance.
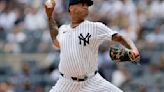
[49,73,123,92]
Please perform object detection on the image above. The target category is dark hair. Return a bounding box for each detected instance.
[69,0,93,6]
[68,0,93,12]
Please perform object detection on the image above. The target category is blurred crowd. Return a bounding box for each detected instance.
[0,0,164,92]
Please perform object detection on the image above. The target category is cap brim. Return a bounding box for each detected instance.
[87,0,93,6]
[69,0,93,6]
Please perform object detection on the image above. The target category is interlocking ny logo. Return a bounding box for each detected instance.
[78,33,91,46]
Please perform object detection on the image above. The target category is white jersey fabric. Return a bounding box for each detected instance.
[50,73,123,92]
[57,20,117,77]
[49,20,123,92]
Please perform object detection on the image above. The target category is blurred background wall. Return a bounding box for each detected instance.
[0,0,164,92]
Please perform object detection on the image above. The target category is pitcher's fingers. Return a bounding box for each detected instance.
[51,0,56,6]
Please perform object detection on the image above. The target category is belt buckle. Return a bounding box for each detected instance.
[77,78,80,81]
[75,75,87,81]
[76,75,83,81]
[84,76,88,81]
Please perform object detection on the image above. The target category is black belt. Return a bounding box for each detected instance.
[60,71,98,82]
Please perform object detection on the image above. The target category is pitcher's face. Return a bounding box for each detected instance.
[69,3,89,19]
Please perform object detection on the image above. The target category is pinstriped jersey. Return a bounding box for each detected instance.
[57,20,117,77]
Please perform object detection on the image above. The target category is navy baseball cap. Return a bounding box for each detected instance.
[69,0,93,6]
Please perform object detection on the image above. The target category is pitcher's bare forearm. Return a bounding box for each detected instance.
[48,17,58,41]
[112,34,137,50]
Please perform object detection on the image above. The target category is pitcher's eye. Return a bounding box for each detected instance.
[82,3,87,6]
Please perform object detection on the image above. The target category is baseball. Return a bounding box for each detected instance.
[45,0,53,8]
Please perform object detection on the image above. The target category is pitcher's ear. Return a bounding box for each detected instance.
[69,6,73,12]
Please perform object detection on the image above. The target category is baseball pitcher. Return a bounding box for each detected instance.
[45,0,140,92]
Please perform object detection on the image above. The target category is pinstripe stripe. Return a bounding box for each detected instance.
[85,22,89,73]
[65,81,74,91]
[70,82,79,92]
[76,24,83,76]
[69,30,77,75]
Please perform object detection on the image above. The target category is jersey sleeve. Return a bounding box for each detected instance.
[56,25,67,42]
[56,28,61,42]
[95,22,117,42]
